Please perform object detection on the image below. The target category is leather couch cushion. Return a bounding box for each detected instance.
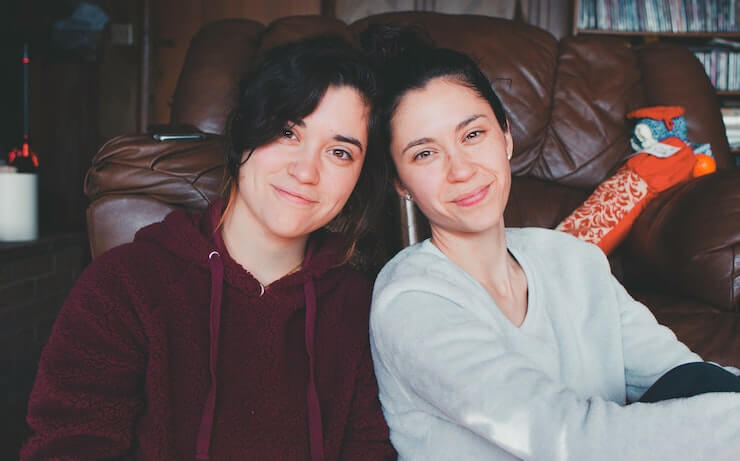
[257,15,356,52]
[171,19,265,134]
[633,290,740,366]
[625,169,740,312]
[86,195,178,259]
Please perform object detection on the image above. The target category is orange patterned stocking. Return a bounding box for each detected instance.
[556,137,697,254]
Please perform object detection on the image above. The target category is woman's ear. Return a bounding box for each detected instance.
[394,180,411,200]
[504,128,514,160]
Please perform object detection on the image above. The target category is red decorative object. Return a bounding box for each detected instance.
[6,42,39,173]
[556,137,697,254]
[692,154,716,177]
[626,106,685,130]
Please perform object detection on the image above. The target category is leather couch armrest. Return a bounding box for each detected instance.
[85,132,226,206]
[625,169,740,311]
[84,132,227,258]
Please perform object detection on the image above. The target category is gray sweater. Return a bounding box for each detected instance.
[370,228,740,460]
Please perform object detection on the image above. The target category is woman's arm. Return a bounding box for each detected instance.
[21,261,147,460]
[339,344,396,460]
[371,289,740,460]
[611,274,717,401]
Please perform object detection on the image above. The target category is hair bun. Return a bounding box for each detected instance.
[360,24,433,67]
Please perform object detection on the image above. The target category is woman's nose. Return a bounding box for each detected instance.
[288,149,320,184]
[446,151,475,183]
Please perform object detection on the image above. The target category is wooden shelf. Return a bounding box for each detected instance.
[573,1,740,97]
[575,30,740,38]
[572,0,740,38]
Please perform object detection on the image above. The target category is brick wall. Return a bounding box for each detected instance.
[0,233,88,458]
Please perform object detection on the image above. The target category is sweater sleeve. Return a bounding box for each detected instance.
[371,289,740,461]
[21,261,147,460]
[339,344,397,460]
[611,275,705,402]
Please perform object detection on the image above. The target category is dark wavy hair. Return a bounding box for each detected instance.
[361,25,508,179]
[224,35,383,261]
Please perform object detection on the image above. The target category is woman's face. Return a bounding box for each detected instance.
[390,77,513,236]
[233,85,368,242]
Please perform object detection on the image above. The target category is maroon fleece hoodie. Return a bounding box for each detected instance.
[22,201,395,460]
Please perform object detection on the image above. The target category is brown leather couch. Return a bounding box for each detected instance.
[85,12,740,366]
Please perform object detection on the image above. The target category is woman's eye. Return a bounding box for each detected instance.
[413,150,432,161]
[281,128,297,140]
[465,130,484,141]
[331,149,352,160]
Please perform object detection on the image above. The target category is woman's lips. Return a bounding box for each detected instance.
[453,184,490,207]
[273,185,316,205]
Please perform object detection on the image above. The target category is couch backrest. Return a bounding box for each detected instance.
[171,12,731,176]
[86,12,729,267]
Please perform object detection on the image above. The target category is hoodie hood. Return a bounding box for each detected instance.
[134,199,335,461]
[134,199,347,293]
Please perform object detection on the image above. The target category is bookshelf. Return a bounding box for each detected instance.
[574,0,740,35]
[573,0,740,165]
[573,0,740,91]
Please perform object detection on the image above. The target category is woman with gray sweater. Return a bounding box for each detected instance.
[365,27,740,460]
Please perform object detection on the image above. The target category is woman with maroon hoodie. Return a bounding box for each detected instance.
[22,36,395,461]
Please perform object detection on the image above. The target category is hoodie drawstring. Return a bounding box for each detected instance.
[195,248,325,461]
[304,276,324,461]
[196,250,224,461]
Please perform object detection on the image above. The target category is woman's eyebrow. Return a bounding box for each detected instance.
[400,114,487,155]
[456,114,485,131]
[334,134,364,152]
[291,120,363,151]
[402,137,434,155]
